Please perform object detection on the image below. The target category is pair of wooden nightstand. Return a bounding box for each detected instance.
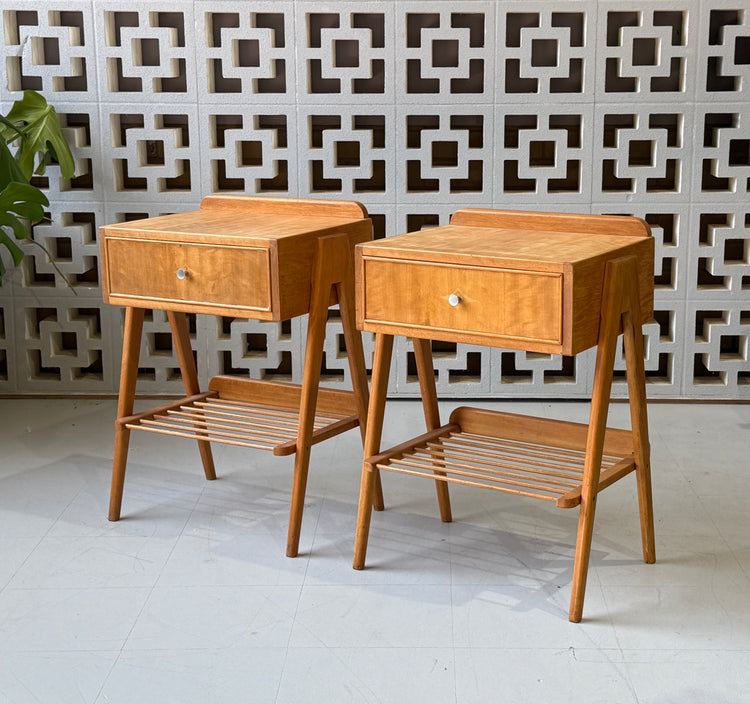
[100,196,655,621]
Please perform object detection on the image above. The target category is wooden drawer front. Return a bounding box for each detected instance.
[362,258,563,346]
[106,238,271,312]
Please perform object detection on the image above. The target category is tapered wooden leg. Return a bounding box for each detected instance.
[336,271,383,511]
[167,311,216,481]
[622,292,656,565]
[109,306,145,521]
[353,333,394,569]
[286,240,337,557]
[569,260,624,623]
[412,337,452,522]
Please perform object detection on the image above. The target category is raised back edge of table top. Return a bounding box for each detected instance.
[100,196,371,247]
[357,209,652,270]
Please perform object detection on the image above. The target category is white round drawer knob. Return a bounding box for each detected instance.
[176,268,188,280]
[448,293,461,307]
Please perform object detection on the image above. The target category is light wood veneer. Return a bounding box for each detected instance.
[352,208,656,623]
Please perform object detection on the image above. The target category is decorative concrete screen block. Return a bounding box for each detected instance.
[12,301,116,394]
[498,2,595,101]
[689,204,750,300]
[22,203,102,293]
[298,3,394,103]
[204,316,303,386]
[199,105,298,197]
[196,1,294,103]
[695,103,750,201]
[1,3,98,101]
[394,337,491,397]
[0,1,747,398]
[496,103,594,204]
[102,105,201,202]
[596,4,692,101]
[398,105,493,204]
[689,305,750,395]
[399,4,494,104]
[96,4,196,101]
[594,105,692,202]
[697,2,750,99]
[300,105,395,203]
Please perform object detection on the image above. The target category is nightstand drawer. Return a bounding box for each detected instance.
[105,237,271,314]
[361,257,563,347]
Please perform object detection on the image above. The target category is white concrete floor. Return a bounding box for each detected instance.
[0,397,749,703]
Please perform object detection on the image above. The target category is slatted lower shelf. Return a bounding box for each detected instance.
[368,407,638,508]
[119,375,360,457]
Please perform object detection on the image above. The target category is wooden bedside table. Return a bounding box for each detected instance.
[100,195,375,557]
[352,208,656,622]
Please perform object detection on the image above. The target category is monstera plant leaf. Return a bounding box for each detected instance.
[1,91,75,284]
[0,90,75,180]
[0,181,49,278]
[0,122,28,187]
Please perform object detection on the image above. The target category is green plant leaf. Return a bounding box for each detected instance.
[0,114,25,141]
[0,134,29,189]
[0,181,48,240]
[0,226,25,266]
[1,90,75,180]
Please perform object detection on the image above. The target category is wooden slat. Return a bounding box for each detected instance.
[446,434,622,468]
[388,454,579,491]
[125,390,359,455]
[371,420,637,510]
[375,463,561,503]
[167,408,302,432]
[137,417,292,443]
[421,443,585,481]
[159,412,293,440]
[116,392,215,427]
[124,423,278,451]
[365,424,462,466]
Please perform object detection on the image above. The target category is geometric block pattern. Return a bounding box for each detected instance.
[688,305,749,394]
[10,301,116,394]
[298,3,394,103]
[398,4,494,104]
[697,2,750,99]
[94,3,196,101]
[196,1,295,103]
[594,106,692,202]
[300,105,395,203]
[694,103,750,201]
[499,2,594,101]
[0,1,747,399]
[0,3,98,101]
[397,105,492,203]
[596,5,692,101]
[496,104,593,204]
[199,106,297,196]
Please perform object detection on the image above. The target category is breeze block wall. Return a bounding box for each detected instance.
[0,1,747,399]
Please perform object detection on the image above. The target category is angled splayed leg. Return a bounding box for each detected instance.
[168,310,216,481]
[412,337,452,523]
[109,306,145,521]
[353,332,394,570]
